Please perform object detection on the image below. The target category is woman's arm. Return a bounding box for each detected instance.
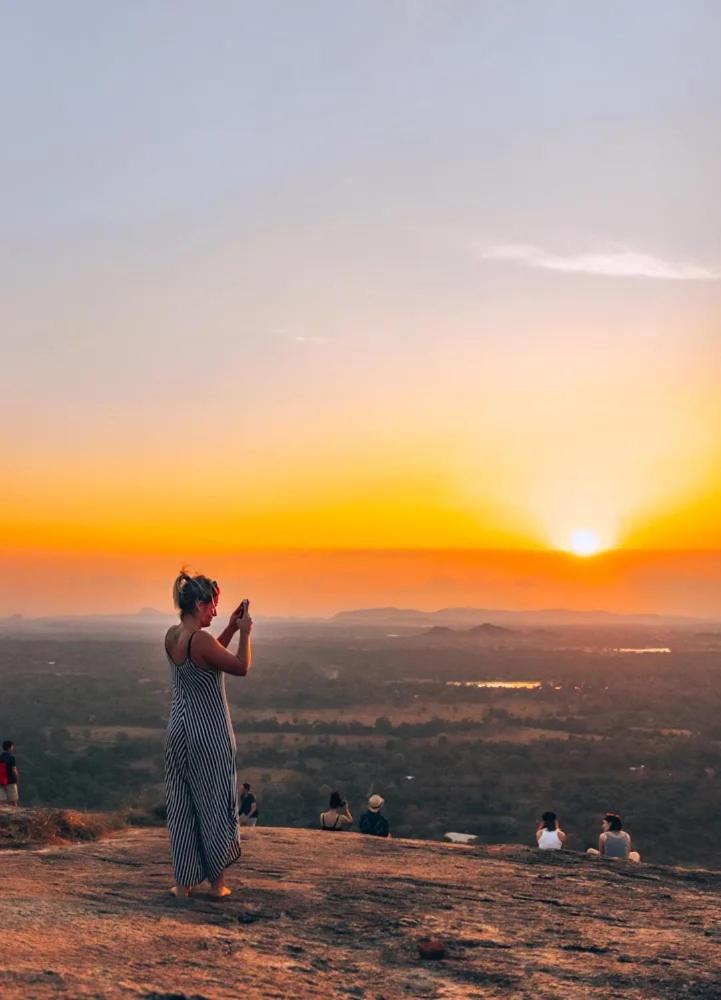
[598,833,607,856]
[192,624,252,675]
[216,624,237,649]
[557,829,567,844]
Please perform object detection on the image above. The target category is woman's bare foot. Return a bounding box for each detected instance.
[170,885,193,898]
[210,879,232,898]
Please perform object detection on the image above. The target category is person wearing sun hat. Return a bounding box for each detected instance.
[359,794,390,838]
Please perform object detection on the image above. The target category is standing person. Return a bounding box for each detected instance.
[587,813,641,862]
[320,791,353,831]
[359,794,390,838]
[535,811,566,850]
[239,782,259,827]
[164,570,254,899]
[0,740,19,807]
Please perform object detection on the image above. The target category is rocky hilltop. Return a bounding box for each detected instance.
[2,823,721,999]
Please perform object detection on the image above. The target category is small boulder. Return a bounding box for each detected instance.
[417,936,446,960]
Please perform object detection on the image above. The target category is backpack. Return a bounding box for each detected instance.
[0,760,8,786]
[360,811,389,837]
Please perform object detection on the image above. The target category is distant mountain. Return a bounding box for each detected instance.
[468,622,513,635]
[332,606,718,628]
[332,607,432,624]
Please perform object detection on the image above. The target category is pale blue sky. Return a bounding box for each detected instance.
[3,3,719,340]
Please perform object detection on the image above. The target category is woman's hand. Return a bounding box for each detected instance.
[228,599,252,633]
[236,599,253,634]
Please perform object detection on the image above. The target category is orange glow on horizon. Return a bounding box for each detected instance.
[3,435,721,556]
[0,546,720,619]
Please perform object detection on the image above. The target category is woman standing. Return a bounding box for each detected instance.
[164,570,253,898]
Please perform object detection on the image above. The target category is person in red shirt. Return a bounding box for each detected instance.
[0,740,19,806]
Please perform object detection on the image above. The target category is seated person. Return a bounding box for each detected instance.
[320,791,353,831]
[239,782,259,826]
[535,811,567,850]
[359,794,390,838]
[587,813,640,862]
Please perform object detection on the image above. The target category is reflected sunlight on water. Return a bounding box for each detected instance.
[614,648,671,654]
[445,680,542,690]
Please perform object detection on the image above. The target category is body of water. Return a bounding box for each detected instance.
[446,680,542,690]
[614,647,672,654]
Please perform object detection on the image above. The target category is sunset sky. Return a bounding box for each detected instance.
[1,3,720,616]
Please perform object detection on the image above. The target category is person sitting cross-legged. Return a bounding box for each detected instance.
[587,813,640,862]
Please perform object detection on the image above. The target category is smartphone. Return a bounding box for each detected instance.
[239,599,250,618]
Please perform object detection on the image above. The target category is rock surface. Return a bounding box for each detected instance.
[1,826,721,998]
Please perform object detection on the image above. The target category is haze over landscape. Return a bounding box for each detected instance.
[1,1,720,619]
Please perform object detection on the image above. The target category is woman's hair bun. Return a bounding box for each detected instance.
[172,568,219,616]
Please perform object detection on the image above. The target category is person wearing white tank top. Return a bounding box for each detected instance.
[536,811,567,849]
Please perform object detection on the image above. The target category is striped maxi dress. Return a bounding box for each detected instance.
[165,632,242,886]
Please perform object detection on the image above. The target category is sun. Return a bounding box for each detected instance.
[568,529,603,557]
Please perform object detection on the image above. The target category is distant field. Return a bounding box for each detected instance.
[245,698,550,726]
[65,726,165,744]
[249,705,487,724]
[246,702,536,725]
[63,701,554,739]
[427,727,603,745]
[64,722,599,749]
[65,725,389,747]
[235,767,307,786]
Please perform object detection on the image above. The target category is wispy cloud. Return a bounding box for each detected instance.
[480,243,720,281]
[291,335,330,344]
